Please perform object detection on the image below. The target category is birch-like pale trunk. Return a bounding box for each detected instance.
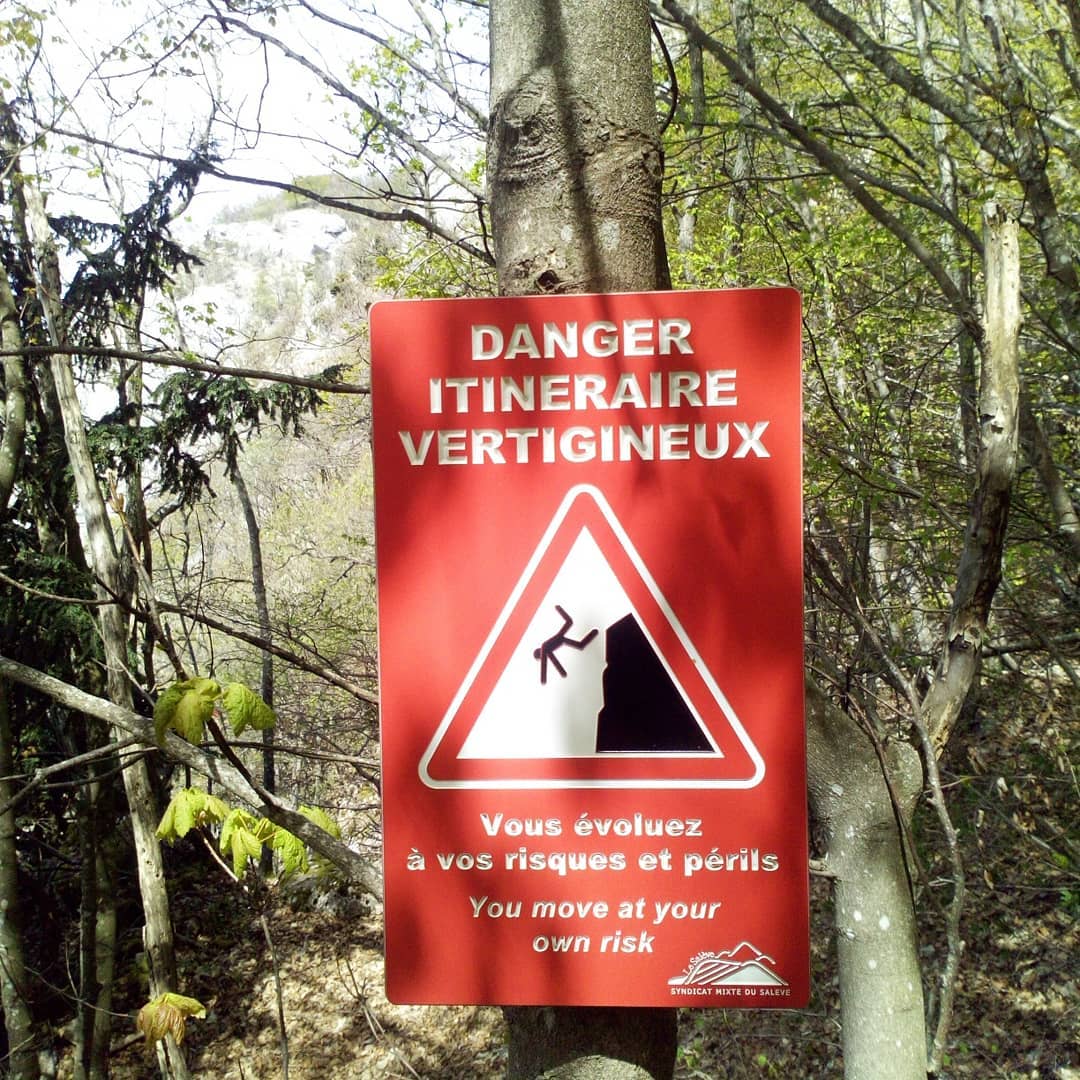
[45,353,190,1080]
[0,682,39,1080]
[20,179,190,1080]
[923,206,1021,756]
[0,274,26,508]
[233,467,277,875]
[0,265,40,1079]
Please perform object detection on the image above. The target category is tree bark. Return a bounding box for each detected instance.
[232,468,277,805]
[504,1008,677,1080]
[489,0,668,297]
[0,681,39,1079]
[91,845,118,1080]
[725,0,756,271]
[923,205,1021,756]
[0,273,27,509]
[0,247,39,1079]
[72,723,98,1080]
[18,177,189,1079]
[46,352,189,1079]
[488,1,673,1075]
[805,682,926,1080]
[910,0,978,465]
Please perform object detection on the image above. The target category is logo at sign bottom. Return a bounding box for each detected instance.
[668,941,792,1001]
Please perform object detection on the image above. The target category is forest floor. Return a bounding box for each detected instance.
[100,681,1077,1079]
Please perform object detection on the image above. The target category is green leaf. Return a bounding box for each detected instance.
[153,683,186,744]
[154,678,221,744]
[220,808,263,879]
[299,805,342,877]
[156,796,178,840]
[221,682,276,736]
[172,678,221,742]
[299,804,342,839]
[218,806,246,853]
[156,788,229,841]
[269,826,308,878]
[201,792,230,825]
[173,790,196,838]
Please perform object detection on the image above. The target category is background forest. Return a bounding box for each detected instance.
[0,0,1076,1078]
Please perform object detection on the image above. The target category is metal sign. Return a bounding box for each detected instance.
[371,288,809,1007]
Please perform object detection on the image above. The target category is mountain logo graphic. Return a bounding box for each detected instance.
[668,942,788,987]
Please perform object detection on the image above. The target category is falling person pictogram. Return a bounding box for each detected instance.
[533,605,599,684]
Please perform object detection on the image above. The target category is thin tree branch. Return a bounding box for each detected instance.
[0,738,141,818]
[297,0,487,130]
[43,126,495,266]
[151,598,378,707]
[3,347,370,395]
[0,653,383,899]
[210,11,483,198]
[660,0,983,341]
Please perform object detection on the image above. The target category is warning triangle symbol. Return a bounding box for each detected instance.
[420,485,764,789]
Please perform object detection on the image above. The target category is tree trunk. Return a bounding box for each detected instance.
[91,812,119,1078]
[909,0,979,466]
[725,0,756,272]
[72,725,98,1080]
[504,1009,677,1080]
[44,352,190,1080]
[18,181,190,1079]
[0,245,39,1080]
[0,273,27,509]
[0,681,40,1079]
[674,0,704,276]
[805,683,926,1080]
[232,468,276,802]
[488,0,668,298]
[488,1,673,1075]
[923,206,1021,755]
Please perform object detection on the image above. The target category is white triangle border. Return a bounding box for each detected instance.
[418,484,766,790]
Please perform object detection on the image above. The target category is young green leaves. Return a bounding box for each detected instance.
[155,787,229,842]
[154,677,342,881]
[153,677,276,745]
[156,788,343,883]
[220,681,276,735]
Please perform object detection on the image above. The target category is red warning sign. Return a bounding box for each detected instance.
[421,484,763,788]
[371,289,808,1008]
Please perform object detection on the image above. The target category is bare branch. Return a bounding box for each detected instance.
[0,738,143,818]
[660,0,983,341]
[45,126,495,265]
[211,11,483,199]
[297,0,488,131]
[3,346,370,395]
[152,598,379,707]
